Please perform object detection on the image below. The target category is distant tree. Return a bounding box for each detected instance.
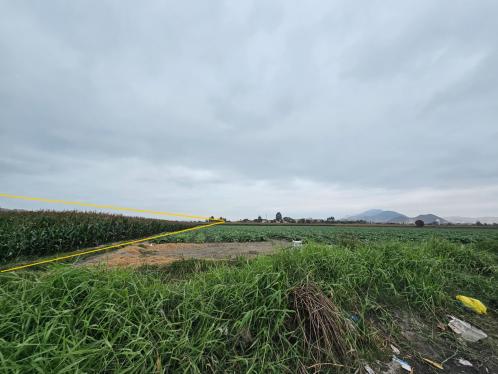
[326,216,335,222]
[276,212,282,222]
[283,216,295,223]
[415,219,424,227]
[476,220,483,226]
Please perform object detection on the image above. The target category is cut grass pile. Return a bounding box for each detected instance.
[0,238,496,372]
[0,210,196,264]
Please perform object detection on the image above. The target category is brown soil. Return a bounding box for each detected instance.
[79,240,289,268]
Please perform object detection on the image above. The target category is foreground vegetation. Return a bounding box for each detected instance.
[153,224,498,245]
[0,210,195,264]
[1,237,496,372]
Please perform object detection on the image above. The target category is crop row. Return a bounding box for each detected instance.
[153,224,498,245]
[0,210,196,263]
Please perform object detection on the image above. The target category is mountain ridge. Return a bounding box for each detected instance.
[444,216,498,224]
[346,210,448,224]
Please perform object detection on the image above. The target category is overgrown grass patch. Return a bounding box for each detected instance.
[0,239,496,372]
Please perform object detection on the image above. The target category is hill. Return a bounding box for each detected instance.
[445,216,498,224]
[347,209,409,223]
[347,210,447,224]
[412,214,448,224]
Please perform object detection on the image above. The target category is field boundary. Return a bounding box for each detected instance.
[0,193,225,273]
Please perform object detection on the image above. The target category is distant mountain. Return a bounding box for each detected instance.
[346,210,448,224]
[445,216,498,224]
[347,209,409,223]
[386,215,411,224]
[475,217,498,224]
[347,209,382,220]
[374,211,410,223]
[412,214,448,224]
[357,209,384,218]
[445,216,476,224]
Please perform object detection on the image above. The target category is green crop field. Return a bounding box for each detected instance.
[0,221,497,372]
[0,210,196,264]
[153,223,498,245]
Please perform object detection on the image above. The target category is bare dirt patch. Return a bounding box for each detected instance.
[79,240,289,268]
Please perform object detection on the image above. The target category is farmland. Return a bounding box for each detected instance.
[0,210,196,264]
[153,223,498,245]
[0,221,497,372]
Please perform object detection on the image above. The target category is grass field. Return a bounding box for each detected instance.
[0,221,497,372]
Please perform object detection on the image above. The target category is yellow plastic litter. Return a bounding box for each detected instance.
[456,295,487,315]
[423,357,444,370]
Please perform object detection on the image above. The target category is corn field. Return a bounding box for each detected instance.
[0,210,195,263]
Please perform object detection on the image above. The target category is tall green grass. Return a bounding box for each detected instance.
[0,239,496,372]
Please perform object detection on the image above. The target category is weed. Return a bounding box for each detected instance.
[1,239,496,372]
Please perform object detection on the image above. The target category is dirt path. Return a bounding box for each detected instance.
[79,240,290,267]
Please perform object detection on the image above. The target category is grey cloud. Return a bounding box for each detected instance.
[1,1,498,218]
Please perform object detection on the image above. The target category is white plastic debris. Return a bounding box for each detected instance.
[292,240,303,247]
[390,344,400,355]
[364,364,375,374]
[392,356,412,372]
[457,358,473,367]
[216,326,229,336]
[448,315,487,342]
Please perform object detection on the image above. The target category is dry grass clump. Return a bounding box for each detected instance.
[290,282,358,372]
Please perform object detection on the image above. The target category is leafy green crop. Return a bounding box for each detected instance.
[153,224,498,245]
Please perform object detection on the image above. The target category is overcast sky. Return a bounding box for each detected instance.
[1,1,498,219]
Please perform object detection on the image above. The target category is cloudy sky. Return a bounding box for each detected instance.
[1,1,498,220]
